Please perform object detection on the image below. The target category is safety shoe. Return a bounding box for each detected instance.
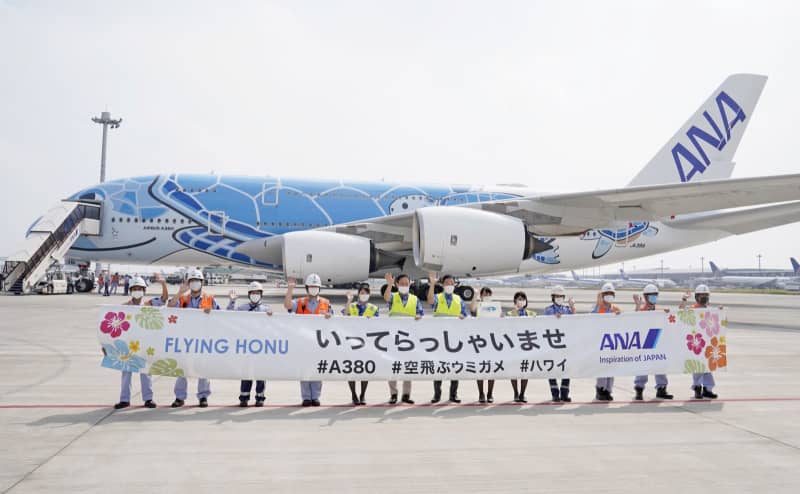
[702,388,718,399]
[656,387,674,400]
[358,396,366,406]
[302,399,312,407]
[560,388,571,402]
[513,393,521,403]
[486,394,494,403]
[143,400,157,409]
[401,394,414,404]
[692,386,704,400]
[239,398,249,408]
[351,396,360,406]
[113,401,130,410]
[518,394,527,403]
[198,397,209,408]
[431,392,442,404]
[389,394,398,404]
[478,393,486,404]
[595,387,611,401]
[449,394,461,404]
[255,397,265,407]
[311,399,321,407]
[634,387,644,401]
[551,389,561,402]
[171,399,185,408]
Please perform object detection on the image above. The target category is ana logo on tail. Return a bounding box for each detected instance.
[791,257,799,276]
[673,91,745,183]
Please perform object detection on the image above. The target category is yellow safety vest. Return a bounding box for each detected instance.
[389,292,419,317]
[348,302,378,317]
[434,292,463,317]
[506,309,537,317]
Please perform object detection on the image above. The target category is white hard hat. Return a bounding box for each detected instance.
[643,283,659,294]
[248,281,264,292]
[305,273,322,287]
[188,269,204,281]
[601,282,615,293]
[131,277,147,289]
[695,284,710,295]
[551,285,566,296]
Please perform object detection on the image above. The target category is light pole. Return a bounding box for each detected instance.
[757,254,762,272]
[660,259,664,277]
[91,111,122,183]
[700,256,704,273]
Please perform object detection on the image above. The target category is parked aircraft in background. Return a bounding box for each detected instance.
[4,74,800,299]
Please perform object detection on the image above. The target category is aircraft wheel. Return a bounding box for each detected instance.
[456,285,475,301]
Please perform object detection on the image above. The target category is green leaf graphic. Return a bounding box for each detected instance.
[684,359,707,374]
[134,307,164,330]
[678,309,697,327]
[149,358,184,377]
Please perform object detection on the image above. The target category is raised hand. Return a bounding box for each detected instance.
[229,289,238,300]
[428,271,438,285]
[384,272,394,286]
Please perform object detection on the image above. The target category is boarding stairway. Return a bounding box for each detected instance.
[2,201,101,294]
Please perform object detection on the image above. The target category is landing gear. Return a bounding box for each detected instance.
[75,278,93,293]
[455,285,474,301]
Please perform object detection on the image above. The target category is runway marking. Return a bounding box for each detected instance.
[3,396,800,409]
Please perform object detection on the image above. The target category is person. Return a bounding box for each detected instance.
[111,272,120,295]
[427,273,467,403]
[471,287,496,403]
[284,273,332,406]
[103,272,111,296]
[680,284,719,399]
[228,281,273,407]
[593,282,621,401]
[97,273,104,294]
[632,284,674,400]
[168,268,218,408]
[341,284,379,405]
[113,274,169,409]
[543,285,575,402]
[506,291,536,403]
[123,274,131,296]
[383,272,422,404]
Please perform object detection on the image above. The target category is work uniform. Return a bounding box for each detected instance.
[506,307,536,402]
[387,292,423,397]
[119,298,160,404]
[633,303,669,391]
[174,292,219,401]
[228,299,272,403]
[291,296,332,401]
[592,303,619,395]
[432,292,467,401]
[690,303,716,392]
[344,301,378,404]
[543,303,573,401]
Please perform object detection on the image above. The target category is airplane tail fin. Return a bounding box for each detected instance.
[628,74,767,187]
[792,257,800,276]
[571,270,580,281]
[709,261,722,277]
[619,268,629,280]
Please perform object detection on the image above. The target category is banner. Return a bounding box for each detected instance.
[96,305,728,380]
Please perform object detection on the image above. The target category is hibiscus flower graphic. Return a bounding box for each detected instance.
[685,331,706,355]
[699,311,721,338]
[100,311,130,338]
[705,336,727,371]
[101,340,146,372]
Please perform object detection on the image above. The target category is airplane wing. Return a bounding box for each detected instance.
[323,174,800,247]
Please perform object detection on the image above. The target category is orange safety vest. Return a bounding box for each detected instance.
[296,296,330,315]
[596,304,619,314]
[179,292,216,310]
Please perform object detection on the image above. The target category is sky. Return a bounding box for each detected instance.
[1,0,799,274]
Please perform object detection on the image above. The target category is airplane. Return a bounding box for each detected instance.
[4,73,800,300]
[618,268,678,289]
[702,261,779,288]
[775,257,800,291]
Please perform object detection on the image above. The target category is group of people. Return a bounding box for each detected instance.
[110,270,721,410]
[97,272,133,296]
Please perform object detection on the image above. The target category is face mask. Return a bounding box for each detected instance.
[553,296,565,305]
[307,287,320,297]
[249,293,262,304]
[358,293,370,304]
[696,295,709,305]
[603,294,615,304]
[189,280,202,292]
[647,295,658,305]
[444,285,455,295]
[131,290,144,300]
[516,300,526,309]
[397,286,410,295]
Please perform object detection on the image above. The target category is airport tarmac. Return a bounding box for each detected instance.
[1,287,799,493]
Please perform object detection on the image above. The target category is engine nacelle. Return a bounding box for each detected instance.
[282,231,372,284]
[413,207,534,276]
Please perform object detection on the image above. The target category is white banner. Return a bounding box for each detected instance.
[96,305,728,380]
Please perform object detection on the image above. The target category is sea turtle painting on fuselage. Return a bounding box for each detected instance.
[580,222,658,259]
